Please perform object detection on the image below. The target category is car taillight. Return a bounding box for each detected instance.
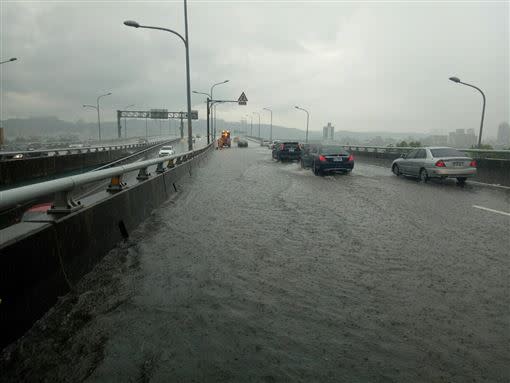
[319,155,327,162]
[435,160,446,167]
[469,160,477,167]
[279,144,284,150]
[347,154,354,162]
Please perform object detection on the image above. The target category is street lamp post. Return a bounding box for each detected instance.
[253,112,261,139]
[0,57,17,65]
[263,107,273,141]
[246,114,253,136]
[210,80,229,140]
[84,91,112,141]
[124,104,135,138]
[449,76,486,149]
[96,92,112,141]
[192,90,211,144]
[295,106,310,143]
[124,1,194,151]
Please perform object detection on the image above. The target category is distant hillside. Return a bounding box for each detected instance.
[1,116,427,144]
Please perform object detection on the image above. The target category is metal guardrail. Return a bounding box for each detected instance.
[247,136,510,159]
[0,136,179,161]
[92,138,180,171]
[339,145,510,159]
[0,143,212,214]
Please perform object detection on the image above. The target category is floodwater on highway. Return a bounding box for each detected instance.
[1,143,509,382]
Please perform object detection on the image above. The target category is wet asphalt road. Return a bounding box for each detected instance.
[1,143,509,382]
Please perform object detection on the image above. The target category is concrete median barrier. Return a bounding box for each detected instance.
[0,145,211,349]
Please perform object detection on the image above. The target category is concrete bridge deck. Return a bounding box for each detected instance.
[1,144,509,382]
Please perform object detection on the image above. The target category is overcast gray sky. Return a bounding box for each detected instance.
[1,0,508,137]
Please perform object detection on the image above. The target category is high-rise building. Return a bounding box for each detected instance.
[497,122,510,145]
[323,122,334,141]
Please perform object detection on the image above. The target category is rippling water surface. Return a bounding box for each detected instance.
[2,144,509,383]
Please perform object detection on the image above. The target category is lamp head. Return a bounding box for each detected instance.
[124,20,140,28]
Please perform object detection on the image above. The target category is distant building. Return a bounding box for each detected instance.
[448,128,477,148]
[423,135,448,146]
[322,122,334,141]
[497,122,510,145]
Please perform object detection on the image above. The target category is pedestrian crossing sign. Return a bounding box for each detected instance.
[238,92,248,105]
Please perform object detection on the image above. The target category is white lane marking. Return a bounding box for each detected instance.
[472,205,510,217]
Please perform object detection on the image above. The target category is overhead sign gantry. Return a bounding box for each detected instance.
[116,109,198,139]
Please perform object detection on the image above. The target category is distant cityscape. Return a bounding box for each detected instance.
[0,117,509,150]
[321,122,510,149]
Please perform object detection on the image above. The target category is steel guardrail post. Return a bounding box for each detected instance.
[156,162,166,173]
[107,175,126,193]
[47,190,83,214]
[136,167,150,181]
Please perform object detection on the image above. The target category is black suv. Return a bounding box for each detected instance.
[272,142,301,162]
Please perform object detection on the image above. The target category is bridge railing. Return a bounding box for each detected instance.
[0,143,212,214]
[339,145,510,159]
[0,136,179,161]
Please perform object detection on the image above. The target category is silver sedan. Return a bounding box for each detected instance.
[391,147,477,184]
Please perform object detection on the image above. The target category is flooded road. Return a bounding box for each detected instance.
[2,143,509,382]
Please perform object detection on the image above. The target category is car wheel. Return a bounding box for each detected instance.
[312,162,319,175]
[419,168,429,183]
[392,164,401,176]
[457,177,467,185]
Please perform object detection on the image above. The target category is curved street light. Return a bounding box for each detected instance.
[210,80,229,140]
[96,92,112,141]
[124,2,193,150]
[295,105,310,143]
[449,76,486,149]
[263,107,273,141]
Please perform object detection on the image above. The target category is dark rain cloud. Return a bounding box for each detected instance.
[1,1,508,137]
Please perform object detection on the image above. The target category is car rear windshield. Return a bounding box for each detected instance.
[283,143,300,149]
[161,146,173,150]
[320,146,349,155]
[430,148,465,158]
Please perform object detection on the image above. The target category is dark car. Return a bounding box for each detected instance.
[238,140,248,148]
[273,142,301,162]
[311,146,354,175]
[300,143,319,168]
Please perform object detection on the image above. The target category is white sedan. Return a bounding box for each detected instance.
[158,146,175,157]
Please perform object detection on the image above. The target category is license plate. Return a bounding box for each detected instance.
[333,157,342,162]
[453,162,464,167]
[289,148,294,152]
